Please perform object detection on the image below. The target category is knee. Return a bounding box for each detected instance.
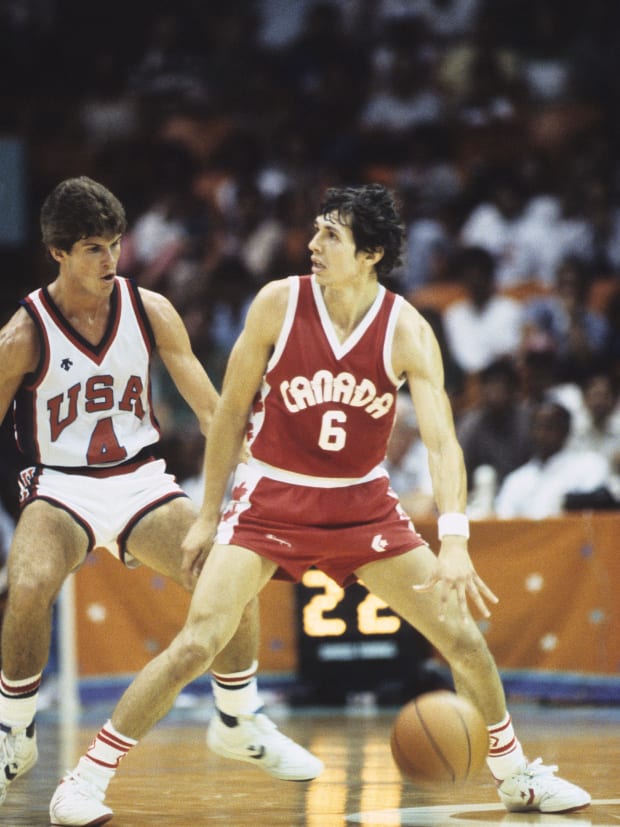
[170,613,238,680]
[6,565,60,612]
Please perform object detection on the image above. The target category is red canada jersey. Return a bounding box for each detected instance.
[248,275,405,481]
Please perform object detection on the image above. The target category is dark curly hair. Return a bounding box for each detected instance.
[40,176,127,252]
[318,183,405,280]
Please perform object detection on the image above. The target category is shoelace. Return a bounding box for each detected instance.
[0,732,16,769]
[523,758,559,778]
[60,772,105,802]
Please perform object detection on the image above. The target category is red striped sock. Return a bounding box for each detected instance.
[77,719,138,790]
[0,671,41,729]
[486,712,526,781]
[211,660,261,716]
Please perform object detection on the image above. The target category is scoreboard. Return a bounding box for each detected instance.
[295,569,433,704]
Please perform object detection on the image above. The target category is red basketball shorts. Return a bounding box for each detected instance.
[215,462,427,586]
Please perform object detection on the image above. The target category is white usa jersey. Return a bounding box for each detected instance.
[14,277,160,469]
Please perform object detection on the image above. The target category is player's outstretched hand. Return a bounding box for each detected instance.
[413,540,498,622]
[180,515,217,590]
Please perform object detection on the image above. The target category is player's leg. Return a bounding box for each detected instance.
[50,543,275,826]
[125,495,260,675]
[356,547,591,813]
[129,511,322,778]
[357,546,506,720]
[1,500,88,806]
[50,524,321,827]
[111,542,277,736]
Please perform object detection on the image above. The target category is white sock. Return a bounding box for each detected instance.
[486,712,527,781]
[77,719,138,792]
[0,671,41,729]
[211,660,261,716]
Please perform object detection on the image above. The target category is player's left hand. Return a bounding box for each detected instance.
[413,539,498,622]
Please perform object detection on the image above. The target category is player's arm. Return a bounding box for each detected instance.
[0,308,39,425]
[392,302,498,619]
[394,303,466,516]
[181,279,288,584]
[140,289,219,437]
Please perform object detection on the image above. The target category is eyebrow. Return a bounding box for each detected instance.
[82,235,122,247]
[315,215,342,233]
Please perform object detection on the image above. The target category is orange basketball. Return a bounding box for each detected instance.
[390,690,489,786]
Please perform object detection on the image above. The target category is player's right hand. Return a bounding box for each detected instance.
[180,515,217,590]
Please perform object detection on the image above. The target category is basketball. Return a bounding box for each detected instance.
[390,690,489,786]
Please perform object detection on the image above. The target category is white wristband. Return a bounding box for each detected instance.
[438,512,470,540]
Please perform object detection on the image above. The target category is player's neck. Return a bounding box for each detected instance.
[48,279,112,342]
[322,279,379,342]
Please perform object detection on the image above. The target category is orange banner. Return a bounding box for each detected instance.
[74,513,620,678]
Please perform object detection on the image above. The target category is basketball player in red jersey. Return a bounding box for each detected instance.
[0,177,322,825]
[55,183,590,821]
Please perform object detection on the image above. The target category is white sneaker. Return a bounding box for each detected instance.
[49,772,113,826]
[0,721,38,805]
[207,711,324,781]
[498,758,591,813]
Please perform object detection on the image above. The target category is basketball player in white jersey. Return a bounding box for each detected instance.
[0,176,322,824]
[53,183,591,822]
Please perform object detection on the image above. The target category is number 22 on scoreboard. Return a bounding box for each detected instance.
[301,569,401,637]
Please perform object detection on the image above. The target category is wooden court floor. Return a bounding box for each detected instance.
[4,701,619,826]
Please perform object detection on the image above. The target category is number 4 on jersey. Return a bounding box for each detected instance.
[87,417,128,464]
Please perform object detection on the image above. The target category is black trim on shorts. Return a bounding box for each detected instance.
[118,491,188,566]
[22,494,96,555]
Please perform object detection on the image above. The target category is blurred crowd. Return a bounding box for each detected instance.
[2,0,620,548]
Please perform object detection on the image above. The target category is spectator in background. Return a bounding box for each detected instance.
[202,254,257,390]
[602,287,620,385]
[384,392,435,519]
[457,357,533,492]
[514,179,597,289]
[566,371,620,461]
[442,246,524,375]
[584,176,620,277]
[117,140,208,294]
[398,125,462,292]
[495,401,609,519]
[522,255,609,383]
[359,16,444,164]
[459,167,540,289]
[359,48,443,135]
[403,0,482,41]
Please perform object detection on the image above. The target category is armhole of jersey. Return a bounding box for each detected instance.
[383,293,405,389]
[19,296,48,388]
[266,276,299,372]
[126,278,156,353]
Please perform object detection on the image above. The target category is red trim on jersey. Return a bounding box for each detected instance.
[19,296,50,391]
[15,297,49,463]
[125,279,155,355]
[125,278,161,436]
[38,281,122,366]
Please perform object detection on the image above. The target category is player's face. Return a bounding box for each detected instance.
[308,213,363,286]
[52,234,122,296]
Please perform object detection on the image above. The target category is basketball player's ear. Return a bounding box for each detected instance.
[48,247,66,264]
[367,247,384,269]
